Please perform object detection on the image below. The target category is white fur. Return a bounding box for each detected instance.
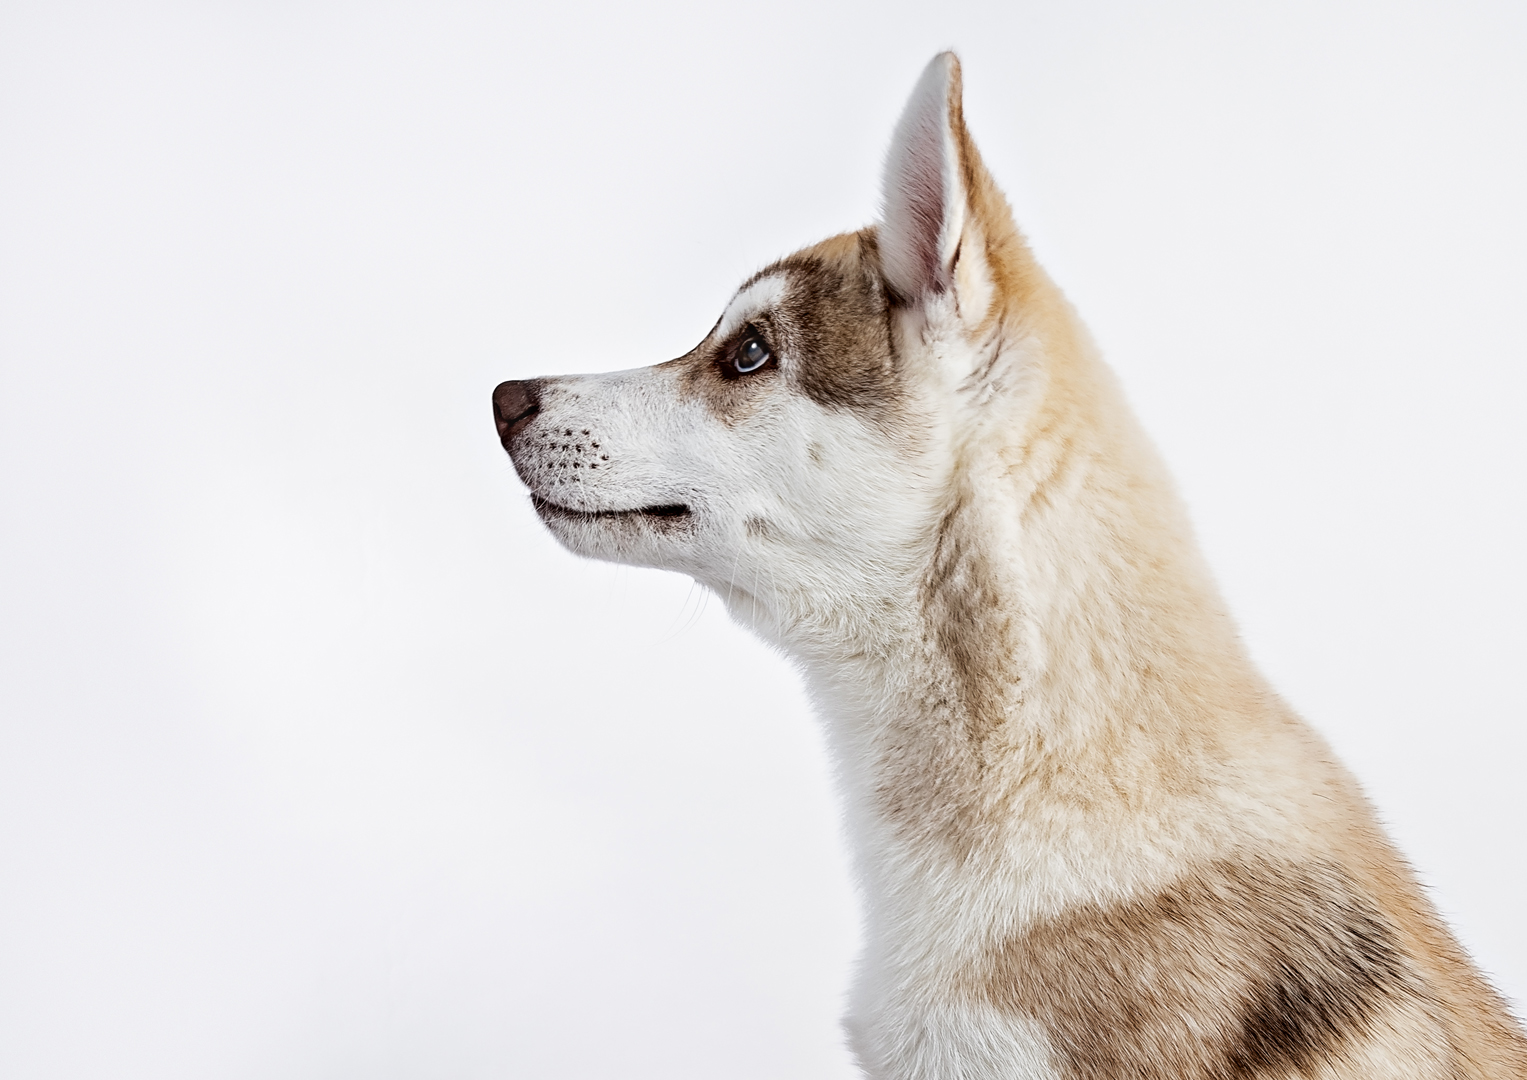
[714,273,789,341]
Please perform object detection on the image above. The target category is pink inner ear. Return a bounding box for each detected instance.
[895,111,948,297]
[882,55,959,303]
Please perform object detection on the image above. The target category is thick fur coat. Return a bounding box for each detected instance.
[493,53,1527,1080]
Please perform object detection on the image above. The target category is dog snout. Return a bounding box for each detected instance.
[492,379,541,449]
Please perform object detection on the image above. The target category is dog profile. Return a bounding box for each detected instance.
[493,52,1527,1080]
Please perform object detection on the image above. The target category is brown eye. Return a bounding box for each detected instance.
[734,335,771,374]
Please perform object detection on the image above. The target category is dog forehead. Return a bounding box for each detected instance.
[720,231,883,340]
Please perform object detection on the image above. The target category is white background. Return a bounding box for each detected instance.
[1,2,1523,1077]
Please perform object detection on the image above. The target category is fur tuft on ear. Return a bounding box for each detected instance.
[880,52,966,304]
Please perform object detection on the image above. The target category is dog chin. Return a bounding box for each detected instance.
[530,493,696,563]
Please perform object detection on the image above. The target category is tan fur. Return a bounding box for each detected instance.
[979,858,1450,1079]
[889,55,1527,1079]
[494,51,1526,1080]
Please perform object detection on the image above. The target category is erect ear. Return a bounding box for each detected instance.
[879,53,997,318]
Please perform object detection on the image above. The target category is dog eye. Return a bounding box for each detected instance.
[734,336,772,374]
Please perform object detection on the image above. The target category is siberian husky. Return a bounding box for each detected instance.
[493,53,1527,1080]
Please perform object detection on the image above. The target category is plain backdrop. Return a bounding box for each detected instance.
[1,1,1523,1077]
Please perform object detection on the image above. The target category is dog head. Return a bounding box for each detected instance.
[494,53,1071,645]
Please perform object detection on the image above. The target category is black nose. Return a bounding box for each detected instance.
[492,379,541,448]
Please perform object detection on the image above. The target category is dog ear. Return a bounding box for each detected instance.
[880,53,1002,324]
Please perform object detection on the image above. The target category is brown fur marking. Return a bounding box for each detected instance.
[767,231,899,413]
[674,231,900,421]
[983,858,1449,1080]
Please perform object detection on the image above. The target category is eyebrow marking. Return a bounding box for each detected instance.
[715,274,789,342]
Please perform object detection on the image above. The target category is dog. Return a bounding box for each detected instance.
[492,52,1527,1080]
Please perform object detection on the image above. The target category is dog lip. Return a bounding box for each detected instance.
[530,494,692,520]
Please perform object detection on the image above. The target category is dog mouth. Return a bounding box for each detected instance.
[530,494,692,523]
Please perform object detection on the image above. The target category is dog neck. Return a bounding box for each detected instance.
[766,344,1262,918]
